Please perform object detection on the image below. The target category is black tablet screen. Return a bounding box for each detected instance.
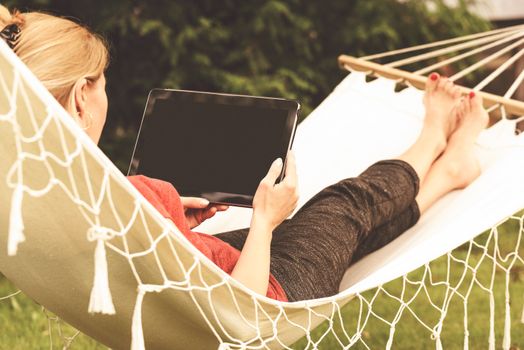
[135,95,293,201]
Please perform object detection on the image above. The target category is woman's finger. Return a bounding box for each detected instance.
[284,151,297,186]
[180,196,209,209]
[203,207,217,220]
[262,158,283,185]
[214,205,229,212]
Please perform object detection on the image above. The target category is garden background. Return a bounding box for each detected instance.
[4,0,490,171]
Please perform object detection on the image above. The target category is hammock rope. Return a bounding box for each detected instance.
[387,28,524,69]
[339,55,524,117]
[361,24,524,61]
[1,25,524,349]
[475,48,524,91]
[451,37,524,82]
[414,30,524,75]
[505,67,524,99]
[339,24,524,118]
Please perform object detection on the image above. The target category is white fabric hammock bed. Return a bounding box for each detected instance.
[1,26,524,349]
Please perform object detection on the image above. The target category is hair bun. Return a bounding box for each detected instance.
[10,9,25,26]
[0,6,25,28]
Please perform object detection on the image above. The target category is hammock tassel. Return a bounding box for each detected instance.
[489,293,495,350]
[521,300,524,324]
[131,288,146,350]
[385,326,395,350]
[435,337,443,350]
[88,237,115,314]
[503,311,511,350]
[8,185,25,256]
[502,278,511,350]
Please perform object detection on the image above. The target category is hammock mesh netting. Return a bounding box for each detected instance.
[1,25,524,349]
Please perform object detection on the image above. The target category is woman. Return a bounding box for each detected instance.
[0,7,488,302]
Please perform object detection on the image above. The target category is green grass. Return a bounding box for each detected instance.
[0,277,107,349]
[1,215,523,349]
[292,214,524,349]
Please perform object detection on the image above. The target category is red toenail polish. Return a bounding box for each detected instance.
[430,73,438,81]
[469,91,475,98]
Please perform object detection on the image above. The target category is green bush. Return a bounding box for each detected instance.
[5,0,490,171]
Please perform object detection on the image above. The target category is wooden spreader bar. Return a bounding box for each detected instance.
[338,55,524,118]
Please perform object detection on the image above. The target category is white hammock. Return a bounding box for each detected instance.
[1,25,523,349]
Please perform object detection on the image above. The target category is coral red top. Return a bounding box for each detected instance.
[128,175,288,302]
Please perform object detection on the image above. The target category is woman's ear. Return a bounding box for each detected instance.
[73,78,89,126]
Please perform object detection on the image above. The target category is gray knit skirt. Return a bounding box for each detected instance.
[215,160,420,302]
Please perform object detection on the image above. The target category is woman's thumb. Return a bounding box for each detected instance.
[265,158,283,183]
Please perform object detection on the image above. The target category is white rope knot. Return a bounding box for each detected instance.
[87,226,115,315]
[428,329,443,350]
[86,225,113,242]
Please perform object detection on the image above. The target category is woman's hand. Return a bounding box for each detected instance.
[230,152,298,295]
[180,197,229,229]
[252,151,299,230]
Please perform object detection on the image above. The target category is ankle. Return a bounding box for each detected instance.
[420,125,447,156]
[441,154,480,189]
[442,158,462,183]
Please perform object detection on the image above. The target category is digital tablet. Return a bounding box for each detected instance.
[128,89,300,207]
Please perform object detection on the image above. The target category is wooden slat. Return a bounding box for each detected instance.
[338,55,524,118]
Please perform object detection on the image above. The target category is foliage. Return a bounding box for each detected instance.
[4,0,490,170]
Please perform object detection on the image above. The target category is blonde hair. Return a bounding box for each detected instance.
[0,5,109,114]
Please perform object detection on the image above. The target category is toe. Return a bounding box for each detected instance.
[426,72,440,93]
[451,86,461,99]
[469,91,483,110]
[464,93,473,113]
[437,76,448,91]
[455,104,463,123]
[444,80,454,95]
[470,92,489,128]
[457,99,466,121]
[459,98,468,116]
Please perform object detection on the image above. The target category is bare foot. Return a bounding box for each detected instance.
[436,92,489,189]
[414,92,489,212]
[423,73,462,142]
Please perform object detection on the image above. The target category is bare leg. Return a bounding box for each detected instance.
[416,92,489,213]
[397,74,462,183]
